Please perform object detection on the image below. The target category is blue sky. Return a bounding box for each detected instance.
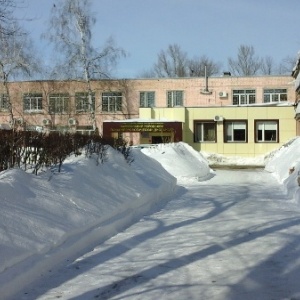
[19,0,300,78]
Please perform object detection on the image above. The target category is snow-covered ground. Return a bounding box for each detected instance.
[1,140,300,299]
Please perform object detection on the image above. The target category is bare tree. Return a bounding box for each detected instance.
[260,56,276,75]
[137,69,156,78]
[0,0,15,35]
[0,20,39,127]
[44,0,126,130]
[188,55,221,77]
[228,45,262,76]
[153,44,188,77]
[143,45,220,78]
[0,2,39,169]
[278,55,297,75]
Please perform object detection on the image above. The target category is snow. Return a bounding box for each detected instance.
[103,118,178,122]
[1,139,300,299]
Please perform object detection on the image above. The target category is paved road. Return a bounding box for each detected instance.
[18,169,300,300]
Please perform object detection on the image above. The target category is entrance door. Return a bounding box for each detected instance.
[152,136,171,144]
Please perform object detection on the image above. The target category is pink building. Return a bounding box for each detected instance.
[0,75,296,156]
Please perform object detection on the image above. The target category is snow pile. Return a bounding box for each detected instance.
[265,137,300,182]
[0,142,211,299]
[203,152,265,167]
[141,142,214,181]
[265,137,300,200]
[2,139,300,299]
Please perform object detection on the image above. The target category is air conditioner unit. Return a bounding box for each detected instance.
[15,118,24,125]
[43,119,51,126]
[219,91,228,97]
[214,115,224,122]
[68,118,76,126]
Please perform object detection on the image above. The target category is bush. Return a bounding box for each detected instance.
[0,130,131,175]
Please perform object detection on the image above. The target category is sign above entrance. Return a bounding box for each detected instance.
[110,122,172,132]
[103,121,182,142]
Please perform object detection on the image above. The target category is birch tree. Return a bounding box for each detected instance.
[44,0,125,131]
[0,5,38,128]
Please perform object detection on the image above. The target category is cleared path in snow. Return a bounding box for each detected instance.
[17,170,300,300]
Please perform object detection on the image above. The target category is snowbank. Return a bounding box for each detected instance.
[141,142,214,181]
[0,147,179,299]
[2,138,300,300]
[265,137,300,200]
[202,152,265,167]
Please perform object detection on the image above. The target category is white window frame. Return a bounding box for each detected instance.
[102,92,122,112]
[225,121,247,142]
[75,92,95,113]
[232,90,256,105]
[167,90,183,107]
[140,91,155,107]
[49,93,69,114]
[194,121,216,142]
[23,93,43,113]
[263,89,287,103]
[76,125,94,135]
[255,120,278,142]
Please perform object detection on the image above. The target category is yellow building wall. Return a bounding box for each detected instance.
[141,106,296,157]
[139,107,186,122]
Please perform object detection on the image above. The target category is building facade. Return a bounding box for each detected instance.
[0,75,296,157]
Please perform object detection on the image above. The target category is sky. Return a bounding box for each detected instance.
[1,140,300,299]
[17,0,300,78]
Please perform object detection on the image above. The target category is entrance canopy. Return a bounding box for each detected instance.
[103,119,183,144]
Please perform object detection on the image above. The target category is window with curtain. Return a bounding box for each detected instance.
[255,120,278,142]
[140,91,155,107]
[224,121,247,142]
[194,121,216,142]
[167,90,183,107]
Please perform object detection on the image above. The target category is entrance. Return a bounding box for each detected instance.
[102,120,183,145]
[152,136,171,144]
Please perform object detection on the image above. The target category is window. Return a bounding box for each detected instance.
[102,92,122,112]
[23,93,43,112]
[140,91,155,107]
[224,121,247,142]
[75,92,95,113]
[232,90,256,105]
[263,89,287,103]
[50,126,69,134]
[255,120,278,142]
[49,93,69,114]
[167,90,183,107]
[194,121,216,142]
[76,126,94,135]
[0,94,9,111]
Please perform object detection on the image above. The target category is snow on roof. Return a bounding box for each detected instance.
[103,118,181,123]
